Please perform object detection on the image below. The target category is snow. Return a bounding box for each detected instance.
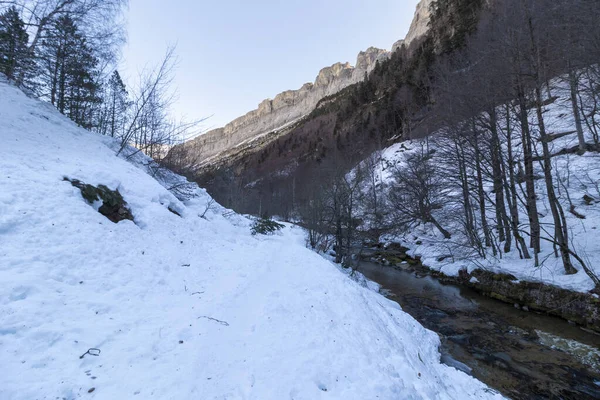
[366,76,600,293]
[234,114,306,149]
[0,81,502,399]
[197,114,308,169]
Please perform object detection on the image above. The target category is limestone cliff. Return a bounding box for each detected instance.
[405,0,434,46]
[185,0,434,164]
[187,47,389,163]
[392,0,433,52]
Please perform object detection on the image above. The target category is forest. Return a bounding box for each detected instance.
[3,0,600,286]
[194,0,600,290]
[0,0,198,165]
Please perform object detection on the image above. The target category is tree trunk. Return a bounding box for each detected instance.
[569,69,586,153]
[504,104,530,259]
[489,108,511,252]
[517,88,541,256]
[473,119,493,254]
[429,215,452,240]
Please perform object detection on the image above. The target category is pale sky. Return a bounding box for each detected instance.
[122,0,420,131]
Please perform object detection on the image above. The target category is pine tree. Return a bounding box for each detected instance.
[37,15,100,128]
[66,37,101,129]
[99,70,129,138]
[38,15,78,110]
[0,6,30,82]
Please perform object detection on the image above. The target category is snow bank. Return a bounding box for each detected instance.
[368,77,600,294]
[0,82,501,399]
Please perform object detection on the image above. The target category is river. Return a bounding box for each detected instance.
[356,261,600,399]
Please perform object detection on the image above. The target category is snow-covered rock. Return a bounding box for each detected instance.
[0,82,501,399]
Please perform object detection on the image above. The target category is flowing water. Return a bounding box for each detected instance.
[356,261,600,399]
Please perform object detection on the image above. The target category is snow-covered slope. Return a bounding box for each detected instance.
[364,77,600,294]
[0,81,501,399]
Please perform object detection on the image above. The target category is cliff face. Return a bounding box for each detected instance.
[186,0,434,165]
[392,0,434,52]
[405,0,434,46]
[188,47,389,162]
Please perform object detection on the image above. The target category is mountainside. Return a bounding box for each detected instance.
[188,46,390,164]
[0,78,504,399]
[182,0,434,169]
[182,0,469,216]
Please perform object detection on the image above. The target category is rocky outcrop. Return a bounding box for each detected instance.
[186,47,389,163]
[185,0,434,165]
[465,270,600,333]
[65,178,134,223]
[392,0,434,52]
[404,0,434,46]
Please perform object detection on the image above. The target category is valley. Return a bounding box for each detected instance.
[357,260,600,399]
[2,0,600,398]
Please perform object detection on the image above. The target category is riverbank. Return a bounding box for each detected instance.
[356,260,600,399]
[364,243,600,333]
[0,80,504,400]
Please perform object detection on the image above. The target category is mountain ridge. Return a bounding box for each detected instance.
[188,47,389,163]
[185,0,433,164]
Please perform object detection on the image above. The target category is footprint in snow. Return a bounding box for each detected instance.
[9,286,35,301]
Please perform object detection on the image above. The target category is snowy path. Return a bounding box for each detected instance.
[0,81,501,399]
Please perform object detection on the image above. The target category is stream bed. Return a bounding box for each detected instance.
[356,261,600,399]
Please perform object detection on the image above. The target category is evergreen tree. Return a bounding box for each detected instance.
[0,6,30,82]
[98,70,129,138]
[66,36,101,129]
[37,15,100,128]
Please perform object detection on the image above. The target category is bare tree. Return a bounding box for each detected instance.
[388,146,452,240]
[116,47,176,155]
[577,66,600,147]
[0,0,126,57]
[521,1,576,274]
[114,48,202,163]
[299,182,332,253]
[356,150,390,241]
[324,165,364,264]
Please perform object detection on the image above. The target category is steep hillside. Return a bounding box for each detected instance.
[0,79,503,399]
[183,1,433,168]
[189,0,478,215]
[187,46,390,164]
[359,77,600,294]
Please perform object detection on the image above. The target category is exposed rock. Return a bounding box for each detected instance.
[467,269,600,333]
[584,194,596,205]
[391,39,405,53]
[186,47,389,163]
[65,178,134,223]
[183,0,434,166]
[404,0,434,46]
